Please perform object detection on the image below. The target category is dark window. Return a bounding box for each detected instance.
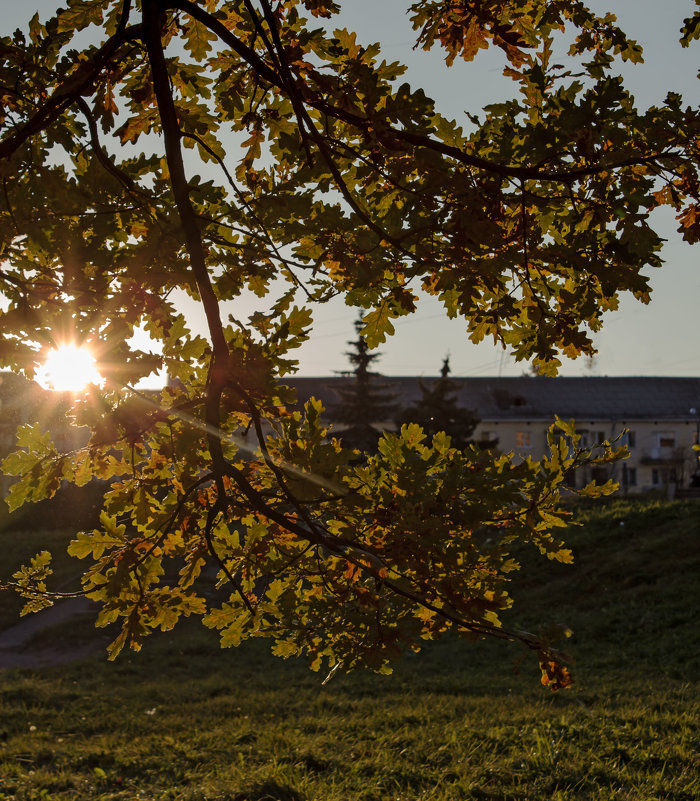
[591,466,609,483]
[652,468,676,486]
[657,432,675,448]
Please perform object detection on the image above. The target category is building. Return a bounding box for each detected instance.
[288,376,700,495]
[2,372,699,498]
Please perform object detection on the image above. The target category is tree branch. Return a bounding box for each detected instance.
[0,8,139,162]
[142,0,229,391]
[74,95,152,204]
[203,498,255,615]
[169,0,685,185]
[180,129,314,299]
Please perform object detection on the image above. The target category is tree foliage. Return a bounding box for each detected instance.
[397,356,479,450]
[0,0,697,688]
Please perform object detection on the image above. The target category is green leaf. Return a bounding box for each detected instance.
[68,514,127,560]
[56,0,104,34]
[360,306,396,347]
[183,19,218,60]
[681,11,700,47]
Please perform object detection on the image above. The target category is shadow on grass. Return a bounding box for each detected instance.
[234,780,304,801]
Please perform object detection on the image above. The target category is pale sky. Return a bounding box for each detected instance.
[4,1,699,379]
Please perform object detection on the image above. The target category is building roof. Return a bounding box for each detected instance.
[286,376,700,422]
[3,371,698,423]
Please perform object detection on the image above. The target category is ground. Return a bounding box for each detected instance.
[0,498,698,800]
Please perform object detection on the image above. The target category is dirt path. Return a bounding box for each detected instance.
[0,597,106,670]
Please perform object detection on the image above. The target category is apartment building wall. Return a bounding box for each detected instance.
[473,418,699,493]
[3,373,699,499]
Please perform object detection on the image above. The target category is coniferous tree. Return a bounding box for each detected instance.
[397,356,478,449]
[330,319,398,452]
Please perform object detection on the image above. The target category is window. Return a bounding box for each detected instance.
[627,430,636,448]
[657,432,676,448]
[479,430,497,446]
[591,466,609,483]
[580,431,605,447]
[627,467,637,486]
[516,431,531,448]
[652,468,677,486]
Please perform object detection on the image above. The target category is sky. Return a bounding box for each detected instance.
[4,1,699,379]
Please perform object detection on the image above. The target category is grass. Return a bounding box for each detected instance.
[0,497,698,800]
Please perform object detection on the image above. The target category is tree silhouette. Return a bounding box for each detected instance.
[330,319,398,452]
[397,356,478,449]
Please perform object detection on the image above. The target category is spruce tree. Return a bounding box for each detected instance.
[397,356,478,449]
[330,319,398,452]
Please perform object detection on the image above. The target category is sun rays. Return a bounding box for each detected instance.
[35,344,104,392]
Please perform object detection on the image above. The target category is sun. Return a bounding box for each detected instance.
[36,344,104,392]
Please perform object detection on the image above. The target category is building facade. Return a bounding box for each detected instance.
[2,373,699,498]
[289,376,700,495]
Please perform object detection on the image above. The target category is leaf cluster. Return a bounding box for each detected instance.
[0,0,695,688]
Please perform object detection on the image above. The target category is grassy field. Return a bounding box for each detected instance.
[0,498,698,800]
